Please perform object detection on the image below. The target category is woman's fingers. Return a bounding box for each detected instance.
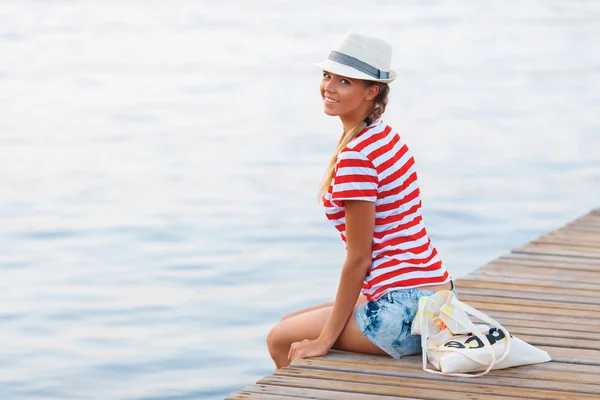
[288,339,314,361]
[293,350,302,361]
[291,347,303,362]
[288,340,307,361]
[288,341,298,360]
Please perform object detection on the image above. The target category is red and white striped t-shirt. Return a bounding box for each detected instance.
[323,119,450,302]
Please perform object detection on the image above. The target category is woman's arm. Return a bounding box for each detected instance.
[317,199,376,346]
[288,199,375,362]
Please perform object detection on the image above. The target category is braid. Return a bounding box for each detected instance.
[368,83,390,122]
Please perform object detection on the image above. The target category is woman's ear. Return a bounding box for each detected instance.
[365,84,380,101]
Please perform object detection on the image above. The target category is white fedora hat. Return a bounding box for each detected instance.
[315,32,397,84]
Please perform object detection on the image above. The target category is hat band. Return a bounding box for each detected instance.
[328,51,390,80]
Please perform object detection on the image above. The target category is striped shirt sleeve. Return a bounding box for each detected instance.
[329,149,379,209]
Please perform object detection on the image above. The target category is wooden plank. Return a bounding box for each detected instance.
[542,229,600,239]
[569,224,600,233]
[226,391,300,399]
[241,384,419,399]
[224,392,246,400]
[565,221,600,230]
[457,300,600,319]
[573,212,600,219]
[528,240,600,253]
[455,279,600,299]
[517,239,599,252]
[515,334,600,351]
[570,212,600,219]
[475,265,600,284]
[472,308,600,328]
[559,225,600,233]
[572,214,600,223]
[570,212,600,221]
[260,374,528,400]
[570,215,600,222]
[290,359,600,393]
[533,237,600,250]
[299,359,600,386]
[488,258,600,272]
[565,224,600,233]
[272,368,600,399]
[500,252,600,268]
[570,214,600,222]
[456,277,600,296]
[502,324,600,341]
[482,316,600,335]
[323,350,600,376]
[456,293,600,312]
[515,246,600,260]
[455,286,600,306]
[561,224,600,233]
[317,351,600,384]
[470,269,600,285]
[546,229,600,241]
[539,346,600,364]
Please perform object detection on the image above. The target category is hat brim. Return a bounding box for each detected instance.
[314,59,397,84]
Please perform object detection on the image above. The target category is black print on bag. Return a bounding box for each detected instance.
[443,328,509,349]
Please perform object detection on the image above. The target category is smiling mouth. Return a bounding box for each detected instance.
[324,96,339,104]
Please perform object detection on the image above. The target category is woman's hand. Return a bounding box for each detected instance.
[288,338,332,363]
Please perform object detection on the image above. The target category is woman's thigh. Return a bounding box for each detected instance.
[281,294,368,321]
[271,299,387,356]
[280,301,333,321]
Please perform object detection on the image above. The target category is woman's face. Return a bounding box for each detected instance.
[320,71,378,117]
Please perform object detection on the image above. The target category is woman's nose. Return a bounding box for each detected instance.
[324,80,336,92]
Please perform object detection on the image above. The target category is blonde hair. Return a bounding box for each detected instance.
[318,82,390,199]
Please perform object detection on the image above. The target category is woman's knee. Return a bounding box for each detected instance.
[268,307,330,351]
[266,323,286,351]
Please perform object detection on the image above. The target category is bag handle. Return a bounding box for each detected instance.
[455,298,512,366]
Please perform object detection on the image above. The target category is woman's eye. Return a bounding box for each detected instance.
[340,79,350,85]
[323,72,330,79]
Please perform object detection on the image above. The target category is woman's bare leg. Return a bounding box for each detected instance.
[280,301,333,321]
[267,295,384,369]
[280,294,368,321]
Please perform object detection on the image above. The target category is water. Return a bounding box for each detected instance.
[0,1,598,399]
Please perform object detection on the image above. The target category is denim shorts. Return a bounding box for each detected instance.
[354,282,457,358]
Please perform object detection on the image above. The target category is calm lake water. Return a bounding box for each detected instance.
[1,1,599,399]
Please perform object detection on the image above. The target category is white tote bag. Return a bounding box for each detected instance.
[411,290,551,377]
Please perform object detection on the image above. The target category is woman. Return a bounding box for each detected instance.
[266,32,455,370]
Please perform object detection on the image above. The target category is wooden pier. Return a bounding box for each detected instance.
[228,208,600,399]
